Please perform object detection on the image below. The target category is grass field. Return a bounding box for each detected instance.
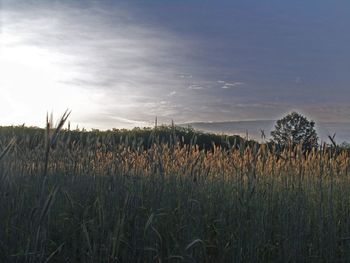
[1,118,350,262]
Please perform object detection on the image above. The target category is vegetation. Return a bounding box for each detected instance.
[271,112,318,151]
[1,115,350,262]
[0,123,252,153]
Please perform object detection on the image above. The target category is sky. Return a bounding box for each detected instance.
[1,0,350,130]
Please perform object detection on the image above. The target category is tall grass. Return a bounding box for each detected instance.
[1,122,350,262]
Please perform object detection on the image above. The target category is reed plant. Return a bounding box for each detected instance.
[1,119,350,262]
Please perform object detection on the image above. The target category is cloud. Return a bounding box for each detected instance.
[179,74,193,79]
[0,1,200,128]
[188,84,204,90]
[2,0,349,128]
[221,82,244,89]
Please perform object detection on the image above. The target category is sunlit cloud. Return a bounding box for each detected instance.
[0,1,199,128]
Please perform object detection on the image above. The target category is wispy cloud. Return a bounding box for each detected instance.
[188,84,204,90]
[221,82,244,89]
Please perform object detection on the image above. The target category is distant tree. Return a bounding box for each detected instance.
[271,112,318,151]
[340,141,350,149]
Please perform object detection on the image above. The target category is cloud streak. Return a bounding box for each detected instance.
[221,82,244,89]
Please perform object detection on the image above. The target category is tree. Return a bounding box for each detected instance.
[271,112,318,151]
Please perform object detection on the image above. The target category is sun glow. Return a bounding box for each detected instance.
[0,32,99,127]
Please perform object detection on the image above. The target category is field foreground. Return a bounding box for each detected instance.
[1,127,350,262]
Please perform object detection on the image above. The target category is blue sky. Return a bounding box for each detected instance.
[1,0,349,129]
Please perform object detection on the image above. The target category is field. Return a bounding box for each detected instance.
[1,119,350,262]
